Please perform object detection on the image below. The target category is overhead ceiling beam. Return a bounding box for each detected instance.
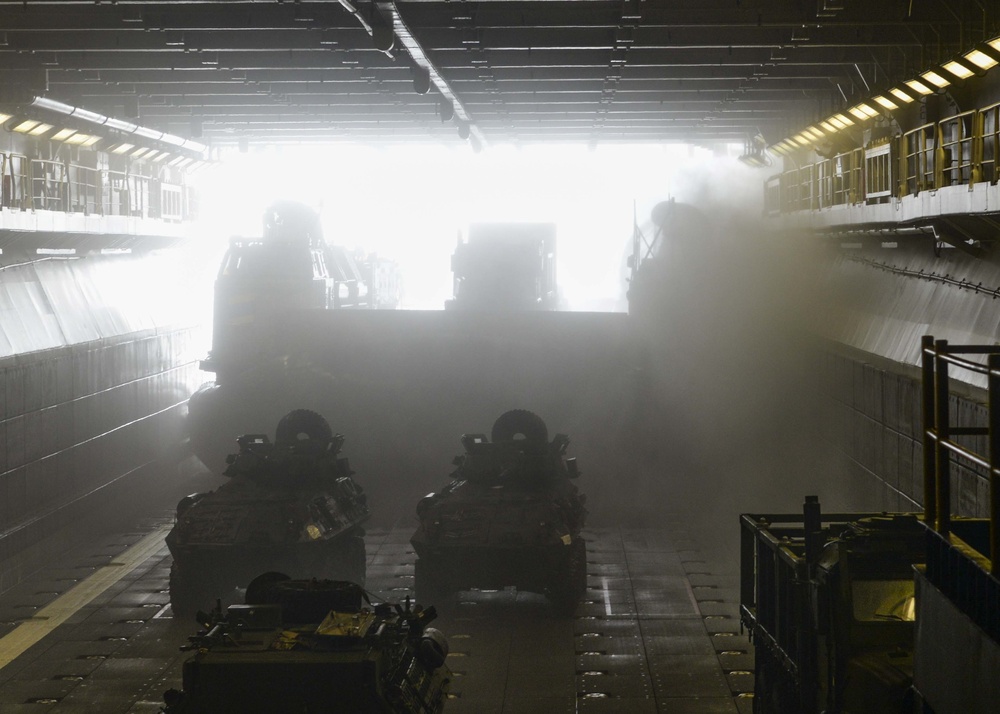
[374,1,485,145]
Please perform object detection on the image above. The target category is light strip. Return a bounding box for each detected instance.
[873,95,898,110]
[112,143,134,154]
[820,121,838,133]
[12,120,40,133]
[889,87,915,103]
[905,79,933,95]
[920,70,950,88]
[51,128,77,141]
[28,123,53,136]
[64,133,93,145]
[964,49,998,70]
[941,60,973,79]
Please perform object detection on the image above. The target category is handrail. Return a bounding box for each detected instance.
[766,99,1000,215]
[0,149,192,222]
[921,335,1000,576]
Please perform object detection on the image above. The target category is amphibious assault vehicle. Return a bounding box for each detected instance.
[167,410,370,615]
[411,409,588,612]
[163,574,451,713]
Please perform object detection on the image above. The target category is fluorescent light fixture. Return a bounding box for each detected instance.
[889,87,916,103]
[168,156,187,166]
[942,60,974,79]
[964,49,998,70]
[849,103,878,120]
[769,144,786,155]
[13,120,40,133]
[153,151,170,162]
[112,143,134,154]
[28,123,53,136]
[873,95,899,110]
[803,128,822,140]
[820,121,838,132]
[988,37,1000,52]
[130,147,151,158]
[36,248,77,255]
[0,113,11,123]
[65,133,94,145]
[143,150,162,161]
[920,70,950,88]
[905,79,933,95]
[792,134,810,147]
[832,113,855,127]
[810,125,827,136]
[51,128,77,141]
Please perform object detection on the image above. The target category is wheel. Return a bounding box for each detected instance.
[414,558,451,610]
[275,409,333,446]
[547,537,587,615]
[245,571,292,604]
[169,561,217,618]
[491,409,548,443]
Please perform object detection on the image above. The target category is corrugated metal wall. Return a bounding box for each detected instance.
[0,255,204,591]
[824,348,990,519]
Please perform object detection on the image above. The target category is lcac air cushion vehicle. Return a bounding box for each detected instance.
[163,574,451,713]
[411,410,588,613]
[167,410,370,615]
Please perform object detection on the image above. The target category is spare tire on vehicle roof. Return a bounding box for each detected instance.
[275,409,333,446]
[491,409,548,443]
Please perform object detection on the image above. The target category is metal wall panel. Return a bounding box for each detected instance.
[0,254,205,591]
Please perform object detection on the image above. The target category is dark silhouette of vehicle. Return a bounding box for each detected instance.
[162,573,450,713]
[166,409,370,616]
[411,409,588,612]
[446,222,558,310]
[200,201,393,381]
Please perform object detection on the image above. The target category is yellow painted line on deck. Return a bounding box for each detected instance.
[0,525,170,670]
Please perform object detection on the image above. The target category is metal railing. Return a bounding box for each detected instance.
[920,335,1000,572]
[767,100,1000,215]
[0,150,193,222]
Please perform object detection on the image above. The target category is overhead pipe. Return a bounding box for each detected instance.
[27,96,207,156]
[373,1,487,147]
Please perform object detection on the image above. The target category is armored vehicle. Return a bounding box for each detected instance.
[411,409,588,612]
[163,573,451,713]
[167,410,370,615]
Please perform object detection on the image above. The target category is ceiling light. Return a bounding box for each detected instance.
[904,79,933,95]
[820,121,837,133]
[964,49,998,70]
[769,144,787,155]
[802,128,821,140]
[792,134,810,147]
[112,143,134,154]
[988,37,1000,52]
[13,120,40,133]
[28,123,53,136]
[153,152,170,162]
[942,60,974,79]
[0,113,11,123]
[131,147,150,158]
[889,87,916,103]
[849,103,878,120]
[920,70,950,88]
[873,95,899,110]
[832,113,855,127]
[51,128,77,141]
[65,133,95,145]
